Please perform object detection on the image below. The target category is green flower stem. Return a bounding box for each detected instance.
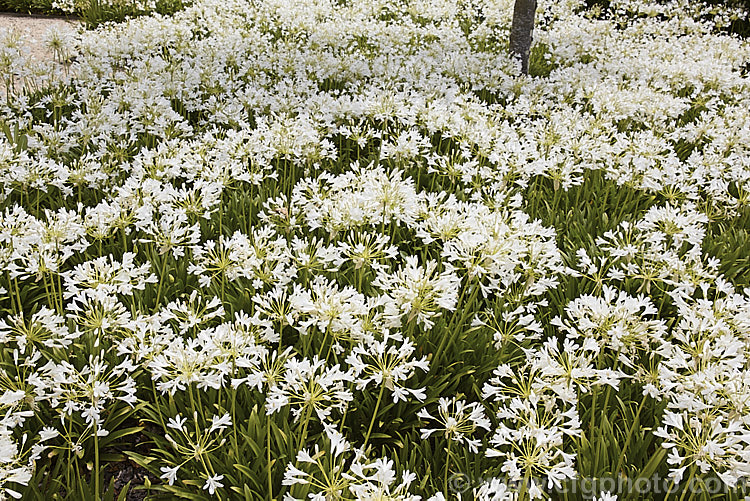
[665,478,677,498]
[593,348,621,475]
[154,252,169,312]
[298,405,313,453]
[678,465,696,501]
[42,274,54,313]
[94,422,100,501]
[150,380,166,431]
[589,385,598,470]
[13,278,21,314]
[362,383,385,450]
[338,403,348,434]
[6,272,21,314]
[518,469,531,501]
[188,384,204,425]
[56,271,64,313]
[231,387,238,455]
[318,327,330,359]
[444,439,451,496]
[267,418,273,501]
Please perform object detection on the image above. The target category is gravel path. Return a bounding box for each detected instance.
[1,12,79,96]
[0,12,79,61]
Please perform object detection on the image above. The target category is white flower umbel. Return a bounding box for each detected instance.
[346,330,429,448]
[62,252,157,300]
[653,285,750,490]
[266,356,353,423]
[0,426,34,501]
[289,276,369,346]
[483,361,582,499]
[346,330,429,403]
[293,163,423,234]
[161,291,225,336]
[158,412,232,494]
[283,424,420,500]
[419,397,491,494]
[655,409,750,489]
[551,285,669,371]
[418,397,491,454]
[0,307,79,353]
[282,424,353,498]
[373,256,460,330]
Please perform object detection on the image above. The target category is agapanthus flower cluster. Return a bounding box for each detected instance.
[266,356,353,422]
[552,285,669,370]
[346,330,429,402]
[158,411,232,492]
[652,283,750,487]
[418,397,490,453]
[283,424,421,500]
[373,256,461,330]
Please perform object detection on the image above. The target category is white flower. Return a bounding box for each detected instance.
[290,276,369,338]
[594,492,618,501]
[160,465,179,486]
[209,413,232,434]
[203,474,224,495]
[38,427,59,442]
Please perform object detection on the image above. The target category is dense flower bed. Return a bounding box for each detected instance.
[0,0,749,499]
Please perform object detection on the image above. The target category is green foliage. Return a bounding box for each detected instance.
[528,42,558,78]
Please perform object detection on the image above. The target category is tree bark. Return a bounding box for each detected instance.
[510,0,537,75]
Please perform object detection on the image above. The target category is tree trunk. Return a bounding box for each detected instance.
[510,0,537,75]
